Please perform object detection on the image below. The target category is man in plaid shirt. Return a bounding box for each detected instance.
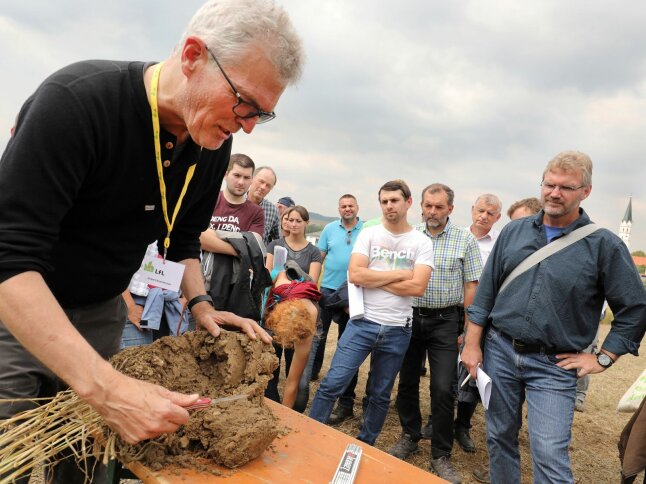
[388,183,482,484]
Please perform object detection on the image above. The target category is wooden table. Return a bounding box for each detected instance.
[127,399,446,483]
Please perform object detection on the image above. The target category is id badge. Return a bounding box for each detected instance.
[132,255,185,292]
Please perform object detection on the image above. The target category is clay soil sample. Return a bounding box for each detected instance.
[110,330,279,470]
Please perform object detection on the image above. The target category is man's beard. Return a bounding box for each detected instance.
[425,218,442,230]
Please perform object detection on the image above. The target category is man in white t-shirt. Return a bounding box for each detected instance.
[309,179,434,445]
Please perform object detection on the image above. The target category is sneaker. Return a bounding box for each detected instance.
[387,434,419,460]
[472,465,490,483]
[431,456,462,484]
[421,416,433,440]
[574,399,585,412]
[454,427,476,453]
[327,405,353,425]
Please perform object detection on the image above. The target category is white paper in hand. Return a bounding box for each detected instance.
[273,246,288,270]
[347,271,364,320]
[476,366,492,410]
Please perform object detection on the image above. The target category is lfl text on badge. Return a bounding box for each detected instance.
[133,255,185,292]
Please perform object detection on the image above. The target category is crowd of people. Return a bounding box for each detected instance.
[1,1,645,484]
[148,149,642,484]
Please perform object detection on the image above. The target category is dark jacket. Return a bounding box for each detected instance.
[206,232,272,321]
[322,280,349,310]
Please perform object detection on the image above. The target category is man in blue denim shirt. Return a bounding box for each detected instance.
[462,151,646,484]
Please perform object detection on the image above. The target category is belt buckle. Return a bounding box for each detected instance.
[512,338,527,353]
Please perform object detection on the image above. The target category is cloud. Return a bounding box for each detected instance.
[1,0,645,248]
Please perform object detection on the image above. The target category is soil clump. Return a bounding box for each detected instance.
[110,330,279,470]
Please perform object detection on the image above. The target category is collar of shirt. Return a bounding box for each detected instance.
[472,226,499,242]
[338,217,362,231]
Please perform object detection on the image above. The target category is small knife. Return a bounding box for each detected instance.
[184,394,247,411]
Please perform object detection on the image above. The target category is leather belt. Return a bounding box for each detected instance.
[413,306,462,319]
[496,328,574,355]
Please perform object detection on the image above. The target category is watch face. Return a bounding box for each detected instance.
[597,353,612,367]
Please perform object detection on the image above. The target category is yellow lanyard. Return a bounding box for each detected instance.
[150,62,197,260]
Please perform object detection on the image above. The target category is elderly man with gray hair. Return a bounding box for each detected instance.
[468,194,502,264]
[0,1,303,481]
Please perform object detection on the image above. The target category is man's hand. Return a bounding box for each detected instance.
[460,344,483,380]
[127,304,144,329]
[191,301,272,344]
[555,352,614,377]
[460,322,485,379]
[83,372,200,444]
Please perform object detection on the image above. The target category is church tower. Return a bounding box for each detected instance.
[618,197,632,249]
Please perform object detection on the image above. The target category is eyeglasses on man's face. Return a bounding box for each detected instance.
[204,45,276,124]
[540,181,585,194]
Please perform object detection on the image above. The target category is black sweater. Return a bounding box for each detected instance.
[0,60,230,307]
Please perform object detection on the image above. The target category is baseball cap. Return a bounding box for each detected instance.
[278,196,295,207]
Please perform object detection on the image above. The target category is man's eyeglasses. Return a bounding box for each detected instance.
[346,230,353,245]
[205,45,276,124]
[540,181,585,193]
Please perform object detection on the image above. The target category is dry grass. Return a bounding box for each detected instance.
[1,390,116,484]
[306,323,645,483]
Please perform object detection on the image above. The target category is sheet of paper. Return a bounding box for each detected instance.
[476,366,492,410]
[347,271,364,320]
[273,246,288,270]
[132,255,185,292]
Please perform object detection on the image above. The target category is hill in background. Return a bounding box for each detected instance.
[307,212,336,234]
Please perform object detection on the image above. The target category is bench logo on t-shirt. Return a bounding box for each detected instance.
[370,245,415,270]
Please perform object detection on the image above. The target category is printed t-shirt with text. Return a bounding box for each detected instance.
[352,224,434,326]
[209,191,265,235]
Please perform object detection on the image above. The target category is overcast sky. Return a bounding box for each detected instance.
[1,1,644,249]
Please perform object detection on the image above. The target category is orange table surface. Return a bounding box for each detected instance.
[128,399,446,483]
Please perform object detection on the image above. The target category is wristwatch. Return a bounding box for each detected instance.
[187,294,214,312]
[595,351,614,369]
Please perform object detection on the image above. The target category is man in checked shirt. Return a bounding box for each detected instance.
[388,183,482,484]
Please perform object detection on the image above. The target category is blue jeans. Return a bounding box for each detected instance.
[309,318,412,445]
[315,287,358,409]
[120,321,154,349]
[484,327,578,484]
[119,290,189,349]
